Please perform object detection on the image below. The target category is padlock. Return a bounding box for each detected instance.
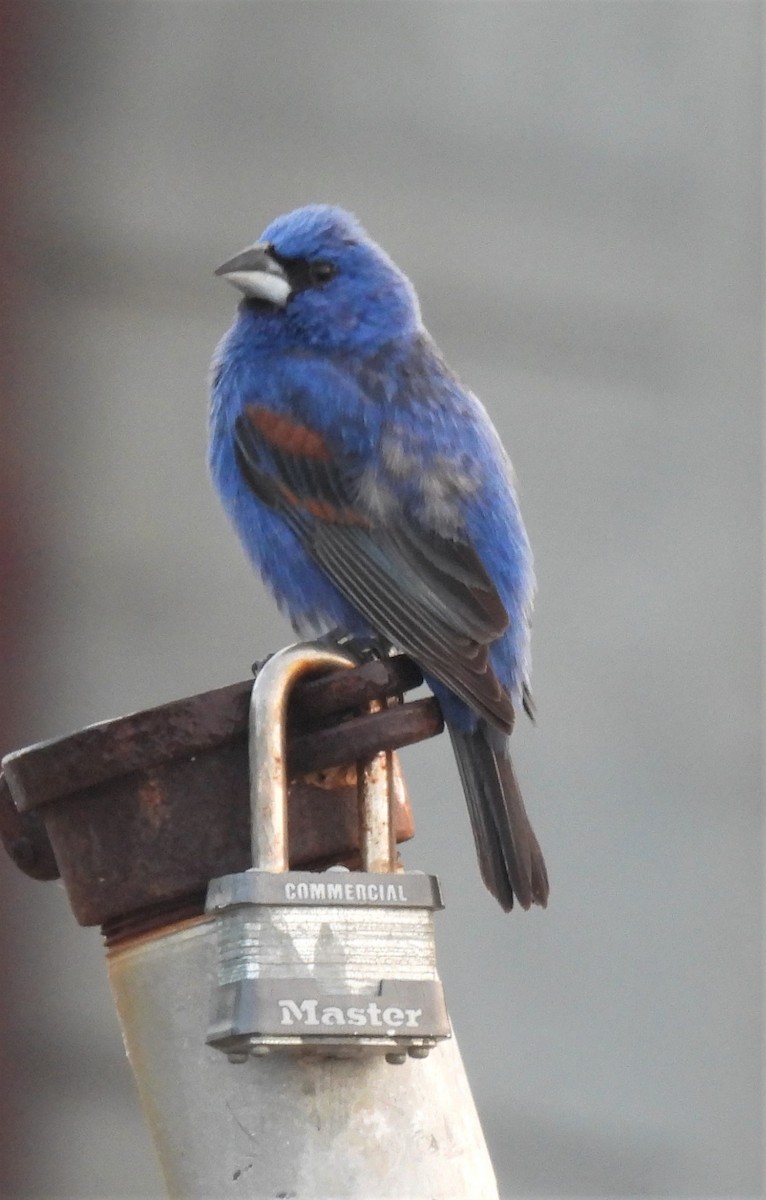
[205,641,450,1062]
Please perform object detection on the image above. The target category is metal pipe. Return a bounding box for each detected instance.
[103,640,499,1194]
[3,636,497,1194]
[108,915,499,1199]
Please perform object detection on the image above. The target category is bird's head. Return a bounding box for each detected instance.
[215,205,421,352]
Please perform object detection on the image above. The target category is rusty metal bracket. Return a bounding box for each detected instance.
[0,654,442,935]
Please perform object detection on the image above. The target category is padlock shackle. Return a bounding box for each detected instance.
[249,643,358,872]
[357,730,395,874]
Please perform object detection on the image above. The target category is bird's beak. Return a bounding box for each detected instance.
[214,243,291,306]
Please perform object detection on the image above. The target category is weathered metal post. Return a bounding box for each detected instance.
[1,647,499,1198]
[108,924,496,1198]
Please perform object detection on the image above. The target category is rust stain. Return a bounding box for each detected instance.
[301,764,357,790]
[106,911,210,959]
[137,772,168,832]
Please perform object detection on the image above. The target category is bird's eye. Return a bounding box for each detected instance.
[309,261,336,285]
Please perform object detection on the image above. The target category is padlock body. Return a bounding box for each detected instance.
[206,868,449,1057]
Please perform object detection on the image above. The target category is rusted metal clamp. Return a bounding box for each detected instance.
[0,652,443,939]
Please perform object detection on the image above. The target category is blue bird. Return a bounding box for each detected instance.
[209,204,548,911]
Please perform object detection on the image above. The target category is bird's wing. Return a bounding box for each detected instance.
[234,404,514,732]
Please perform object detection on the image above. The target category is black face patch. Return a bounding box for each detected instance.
[268,246,337,294]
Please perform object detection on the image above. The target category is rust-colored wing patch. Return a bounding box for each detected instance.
[274,487,370,528]
[303,497,370,526]
[245,405,331,461]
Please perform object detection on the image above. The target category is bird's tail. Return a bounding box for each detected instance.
[448,724,549,912]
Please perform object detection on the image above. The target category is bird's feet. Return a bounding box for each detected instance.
[315,628,394,664]
[251,630,393,677]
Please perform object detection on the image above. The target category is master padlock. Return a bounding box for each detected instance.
[205,642,450,1062]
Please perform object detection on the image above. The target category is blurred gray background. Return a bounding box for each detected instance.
[2,1,762,1197]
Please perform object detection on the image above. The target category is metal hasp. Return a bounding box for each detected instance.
[206,642,450,1063]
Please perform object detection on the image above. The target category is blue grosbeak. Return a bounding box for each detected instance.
[210,205,548,911]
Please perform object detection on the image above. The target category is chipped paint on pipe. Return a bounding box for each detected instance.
[107,917,499,1199]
